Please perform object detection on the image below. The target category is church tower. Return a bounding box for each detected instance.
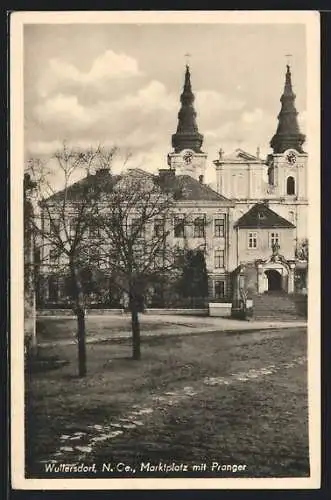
[168,64,207,179]
[268,64,308,201]
[267,64,308,240]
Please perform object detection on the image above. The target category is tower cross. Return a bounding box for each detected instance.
[285,53,293,66]
[184,53,191,66]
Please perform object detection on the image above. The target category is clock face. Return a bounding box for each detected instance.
[286,151,297,165]
[183,151,193,165]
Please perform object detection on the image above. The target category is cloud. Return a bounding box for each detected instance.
[241,108,264,124]
[37,50,142,98]
[120,80,177,114]
[27,140,64,155]
[196,90,245,113]
[30,77,178,150]
[204,122,237,141]
[34,94,91,128]
[298,110,307,132]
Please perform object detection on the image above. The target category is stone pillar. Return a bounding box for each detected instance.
[288,262,296,293]
[24,174,37,354]
[257,264,265,294]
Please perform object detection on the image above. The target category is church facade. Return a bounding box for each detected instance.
[166,63,308,299]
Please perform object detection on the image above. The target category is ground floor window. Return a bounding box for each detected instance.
[214,280,225,299]
[48,276,59,301]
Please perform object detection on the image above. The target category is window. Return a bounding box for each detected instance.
[248,232,257,249]
[289,211,295,223]
[34,248,41,265]
[214,249,225,269]
[287,176,295,195]
[270,232,280,248]
[174,216,185,238]
[154,219,164,238]
[90,246,101,264]
[49,247,60,265]
[89,225,100,239]
[131,218,144,238]
[193,217,205,238]
[68,221,76,239]
[174,248,185,267]
[154,249,164,268]
[214,280,225,299]
[64,276,73,297]
[133,245,144,268]
[214,216,225,237]
[50,218,60,237]
[67,217,80,240]
[48,276,58,301]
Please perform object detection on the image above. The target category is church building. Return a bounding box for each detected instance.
[213,64,308,243]
[166,62,308,301]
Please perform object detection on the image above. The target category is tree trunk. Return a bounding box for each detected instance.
[70,264,87,377]
[131,307,141,360]
[76,306,87,376]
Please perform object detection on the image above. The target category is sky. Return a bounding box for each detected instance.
[24,22,307,186]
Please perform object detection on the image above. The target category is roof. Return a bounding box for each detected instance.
[215,148,265,164]
[45,170,121,202]
[234,203,295,229]
[45,168,231,204]
[170,174,230,202]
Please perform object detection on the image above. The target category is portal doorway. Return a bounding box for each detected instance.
[265,269,282,292]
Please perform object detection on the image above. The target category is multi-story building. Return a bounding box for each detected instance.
[35,166,235,306]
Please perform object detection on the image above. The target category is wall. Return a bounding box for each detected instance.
[216,161,268,200]
[237,227,295,264]
[267,201,308,241]
[170,202,232,276]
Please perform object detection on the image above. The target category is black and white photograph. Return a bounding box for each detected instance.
[11,10,320,490]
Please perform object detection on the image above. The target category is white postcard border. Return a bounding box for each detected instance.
[10,10,321,490]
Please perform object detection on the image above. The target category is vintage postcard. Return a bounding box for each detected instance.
[11,10,321,490]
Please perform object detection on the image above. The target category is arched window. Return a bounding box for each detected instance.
[287,176,295,195]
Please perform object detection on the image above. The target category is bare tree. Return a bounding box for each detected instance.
[26,142,116,377]
[94,171,179,360]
